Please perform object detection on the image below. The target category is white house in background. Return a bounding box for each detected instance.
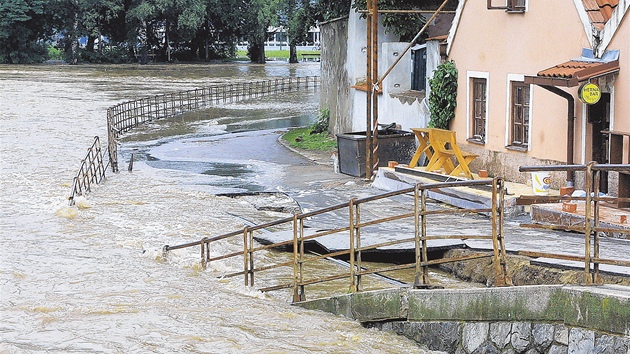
[319,2,455,135]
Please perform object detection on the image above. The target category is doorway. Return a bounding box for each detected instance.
[589,92,611,193]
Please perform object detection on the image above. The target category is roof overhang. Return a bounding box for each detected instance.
[524,49,620,87]
[524,59,620,87]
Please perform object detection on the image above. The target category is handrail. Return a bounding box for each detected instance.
[69,136,106,206]
[106,76,320,173]
[519,162,630,284]
[163,177,510,302]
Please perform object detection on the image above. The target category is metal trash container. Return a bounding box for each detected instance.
[336,130,416,177]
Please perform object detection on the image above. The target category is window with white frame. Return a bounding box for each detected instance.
[467,72,489,144]
[508,81,530,149]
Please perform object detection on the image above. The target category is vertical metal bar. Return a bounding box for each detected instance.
[497,177,510,285]
[491,177,508,286]
[248,228,254,286]
[365,0,373,178]
[292,215,301,302]
[371,0,379,176]
[298,216,305,301]
[420,188,429,285]
[355,202,362,292]
[584,162,594,285]
[243,227,249,286]
[348,198,357,292]
[413,184,422,288]
[593,169,602,285]
[201,238,207,270]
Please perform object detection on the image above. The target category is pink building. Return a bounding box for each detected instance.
[444,0,628,193]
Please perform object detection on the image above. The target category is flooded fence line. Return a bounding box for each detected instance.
[163,178,510,302]
[106,76,320,172]
[69,136,107,206]
[519,162,630,285]
[70,76,320,202]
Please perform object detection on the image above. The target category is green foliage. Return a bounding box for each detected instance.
[313,0,351,21]
[47,46,64,60]
[310,108,330,134]
[1,0,326,64]
[352,0,425,42]
[283,126,337,151]
[0,0,53,63]
[428,60,458,130]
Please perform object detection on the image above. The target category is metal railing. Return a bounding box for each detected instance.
[519,162,630,285]
[69,136,107,205]
[106,76,320,172]
[163,178,509,302]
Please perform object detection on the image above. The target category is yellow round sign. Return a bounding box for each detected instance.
[578,83,601,105]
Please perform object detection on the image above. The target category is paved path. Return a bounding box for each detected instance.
[197,129,630,277]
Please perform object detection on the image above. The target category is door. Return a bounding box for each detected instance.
[589,92,611,193]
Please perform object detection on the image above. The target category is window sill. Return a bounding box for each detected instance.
[506,145,528,152]
[467,138,485,145]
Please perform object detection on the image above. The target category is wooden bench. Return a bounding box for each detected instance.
[301,53,321,62]
[424,128,478,180]
[409,128,433,168]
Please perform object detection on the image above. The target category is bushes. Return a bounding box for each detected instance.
[428,60,458,130]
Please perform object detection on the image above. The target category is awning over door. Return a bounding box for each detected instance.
[524,49,620,87]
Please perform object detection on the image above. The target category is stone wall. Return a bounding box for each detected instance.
[367,320,629,353]
[295,285,630,353]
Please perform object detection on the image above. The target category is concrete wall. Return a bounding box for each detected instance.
[319,17,351,136]
[295,285,630,353]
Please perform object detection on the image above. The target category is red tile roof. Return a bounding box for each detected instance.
[530,59,620,87]
[583,0,619,30]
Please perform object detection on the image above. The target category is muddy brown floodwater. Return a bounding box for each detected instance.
[0,63,443,353]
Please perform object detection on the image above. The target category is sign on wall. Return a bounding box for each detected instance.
[578,82,602,105]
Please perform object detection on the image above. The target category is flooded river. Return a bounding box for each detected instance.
[0,63,434,353]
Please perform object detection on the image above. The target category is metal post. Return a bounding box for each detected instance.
[349,198,357,292]
[593,169,602,285]
[497,178,511,285]
[355,203,362,291]
[298,217,305,301]
[243,227,249,286]
[365,0,373,178]
[292,215,301,302]
[201,238,207,270]
[370,0,379,177]
[584,162,595,285]
[248,228,254,286]
[413,184,422,288]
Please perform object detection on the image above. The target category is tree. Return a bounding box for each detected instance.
[242,0,278,63]
[0,0,53,63]
[281,0,313,63]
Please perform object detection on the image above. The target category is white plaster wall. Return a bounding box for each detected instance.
[345,3,399,133]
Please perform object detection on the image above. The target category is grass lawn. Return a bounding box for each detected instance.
[282,127,337,151]
[236,49,320,61]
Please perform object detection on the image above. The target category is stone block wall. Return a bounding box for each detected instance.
[367,320,630,353]
[295,285,630,353]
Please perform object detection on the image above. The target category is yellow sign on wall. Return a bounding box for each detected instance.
[578,82,601,105]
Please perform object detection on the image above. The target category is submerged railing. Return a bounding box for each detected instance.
[70,76,319,201]
[106,76,320,172]
[69,136,107,205]
[519,162,630,285]
[163,178,510,302]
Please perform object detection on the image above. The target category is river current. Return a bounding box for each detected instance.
[0,63,433,353]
